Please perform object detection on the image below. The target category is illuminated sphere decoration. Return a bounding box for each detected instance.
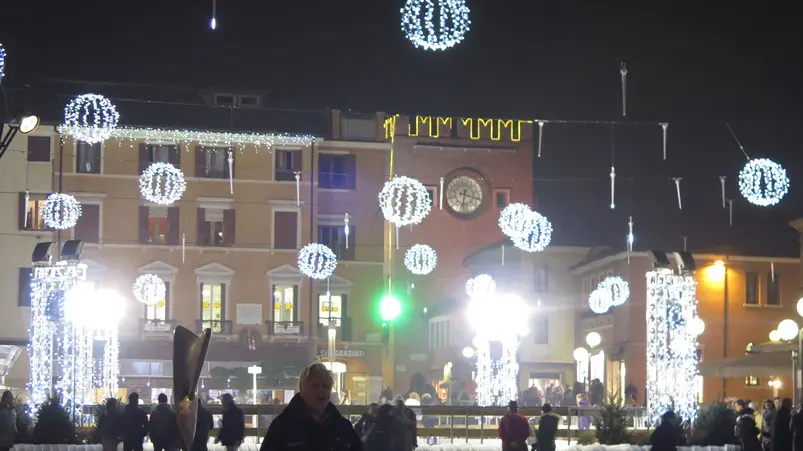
[63,94,120,144]
[404,244,438,275]
[586,331,602,348]
[378,176,432,226]
[738,158,790,207]
[777,319,799,341]
[597,276,630,307]
[588,288,612,314]
[41,193,82,230]
[401,0,471,51]
[498,203,533,239]
[465,274,496,299]
[132,274,166,305]
[511,211,553,253]
[573,347,589,362]
[297,243,338,280]
[139,162,187,205]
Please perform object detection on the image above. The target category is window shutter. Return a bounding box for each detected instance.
[18,268,32,307]
[342,226,355,260]
[139,206,150,244]
[169,145,181,168]
[74,204,101,243]
[196,208,207,245]
[223,208,236,247]
[195,146,206,177]
[220,283,226,321]
[139,144,149,173]
[166,207,180,245]
[273,211,298,249]
[270,284,276,323]
[164,281,171,319]
[18,192,27,230]
[292,285,299,323]
[291,150,302,172]
[344,154,357,189]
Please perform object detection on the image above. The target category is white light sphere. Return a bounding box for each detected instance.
[297,243,338,280]
[132,274,166,305]
[465,274,496,299]
[573,347,589,362]
[588,288,612,314]
[41,193,82,230]
[511,211,553,253]
[63,93,120,144]
[139,162,187,205]
[462,346,475,358]
[796,297,803,318]
[598,276,630,307]
[777,319,799,341]
[404,244,438,275]
[586,331,602,348]
[378,176,432,226]
[689,317,706,336]
[498,203,533,239]
[401,0,471,51]
[738,158,790,207]
[769,330,781,342]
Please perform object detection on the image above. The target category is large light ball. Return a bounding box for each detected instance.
[573,347,589,361]
[796,297,803,318]
[597,276,630,307]
[297,243,338,280]
[404,244,438,275]
[63,94,120,144]
[401,0,471,51]
[139,162,187,205]
[462,346,475,358]
[511,211,553,253]
[588,288,612,314]
[132,274,166,305]
[769,330,782,342]
[465,274,495,299]
[498,203,532,239]
[777,319,799,341]
[41,193,82,230]
[689,317,706,336]
[738,158,790,207]
[586,331,602,348]
[378,176,432,226]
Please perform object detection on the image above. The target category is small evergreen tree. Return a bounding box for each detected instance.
[690,401,738,446]
[593,393,630,445]
[32,394,78,444]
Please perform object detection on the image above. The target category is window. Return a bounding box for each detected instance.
[200,282,225,332]
[428,318,450,350]
[767,272,781,305]
[494,189,510,208]
[18,268,32,307]
[318,153,356,190]
[589,350,605,383]
[318,224,354,260]
[745,375,760,387]
[275,149,301,181]
[273,285,296,322]
[238,95,259,107]
[319,294,344,327]
[273,210,299,249]
[194,147,230,179]
[145,281,170,321]
[533,316,548,344]
[27,136,50,162]
[534,265,548,292]
[140,206,179,245]
[19,192,48,231]
[73,203,101,243]
[140,144,180,172]
[425,186,437,206]
[197,208,235,247]
[745,272,759,305]
[214,94,236,106]
[76,142,101,173]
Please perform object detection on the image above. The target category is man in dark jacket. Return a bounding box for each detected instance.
[192,400,214,451]
[649,411,685,451]
[499,401,530,451]
[772,398,793,451]
[149,393,178,451]
[260,363,362,451]
[217,394,245,451]
[535,403,559,451]
[99,398,124,451]
[122,393,149,451]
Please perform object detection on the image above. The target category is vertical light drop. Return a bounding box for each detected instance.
[660,123,668,160]
[181,232,186,263]
[728,199,734,227]
[609,166,616,209]
[537,121,545,157]
[719,176,726,208]
[210,0,217,29]
[294,172,301,206]
[439,177,444,210]
[673,177,683,210]
[344,213,350,249]
[227,150,234,194]
[24,190,29,228]
[620,62,628,117]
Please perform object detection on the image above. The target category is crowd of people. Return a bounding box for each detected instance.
[732,397,803,451]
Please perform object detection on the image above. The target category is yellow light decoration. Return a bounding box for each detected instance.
[460,118,531,141]
[408,116,453,138]
[384,115,399,142]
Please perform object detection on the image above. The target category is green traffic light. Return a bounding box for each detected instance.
[380,294,401,322]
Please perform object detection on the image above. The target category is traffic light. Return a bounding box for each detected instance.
[379,294,401,322]
[381,321,390,342]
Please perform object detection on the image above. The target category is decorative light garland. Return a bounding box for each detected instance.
[378,176,432,226]
[498,203,533,239]
[297,243,338,280]
[511,211,553,253]
[41,193,82,230]
[132,274,166,305]
[139,162,187,205]
[63,94,120,144]
[0,42,6,80]
[588,288,612,314]
[465,273,496,299]
[597,276,630,307]
[646,269,699,425]
[401,0,471,51]
[57,125,316,150]
[404,244,438,275]
[738,158,790,207]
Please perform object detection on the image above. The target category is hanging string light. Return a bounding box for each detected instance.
[63,94,120,144]
[0,42,6,80]
[41,193,82,230]
[401,0,471,51]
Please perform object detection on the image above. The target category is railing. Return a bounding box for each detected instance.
[274,169,296,182]
[196,320,233,334]
[268,321,304,336]
[340,117,376,141]
[140,319,176,334]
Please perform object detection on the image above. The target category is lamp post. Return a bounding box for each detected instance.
[247,365,262,429]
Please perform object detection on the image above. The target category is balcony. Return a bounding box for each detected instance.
[316,317,352,342]
[268,321,304,337]
[140,319,176,334]
[196,320,233,335]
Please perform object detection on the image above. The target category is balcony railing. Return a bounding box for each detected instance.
[140,319,176,333]
[316,317,352,341]
[268,321,304,336]
[196,320,233,335]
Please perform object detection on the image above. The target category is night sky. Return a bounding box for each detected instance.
[2,0,801,255]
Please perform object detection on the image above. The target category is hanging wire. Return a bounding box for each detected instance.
[725,123,751,161]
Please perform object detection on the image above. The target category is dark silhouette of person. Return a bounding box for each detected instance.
[363,404,402,451]
[216,393,245,451]
[736,404,762,451]
[649,411,685,451]
[149,393,179,451]
[535,403,559,451]
[191,399,213,451]
[355,403,379,439]
[772,398,793,451]
[121,393,149,451]
[99,398,123,451]
[499,401,530,451]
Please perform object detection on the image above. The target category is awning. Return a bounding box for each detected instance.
[699,352,793,378]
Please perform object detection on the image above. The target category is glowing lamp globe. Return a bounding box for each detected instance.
[769,330,782,342]
[380,294,401,322]
[573,347,589,362]
[689,317,706,336]
[797,297,803,318]
[462,347,475,358]
[586,331,602,348]
[777,319,799,341]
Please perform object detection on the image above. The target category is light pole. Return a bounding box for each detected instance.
[328,320,336,385]
[247,365,262,428]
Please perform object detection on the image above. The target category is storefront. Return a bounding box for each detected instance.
[317,347,382,405]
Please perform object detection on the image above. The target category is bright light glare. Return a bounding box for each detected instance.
[467,293,530,341]
[586,331,602,348]
[704,261,726,283]
[797,297,803,318]
[462,346,475,358]
[778,319,799,341]
[769,330,782,342]
[573,347,589,361]
[689,317,706,336]
[19,115,40,134]
[65,283,124,329]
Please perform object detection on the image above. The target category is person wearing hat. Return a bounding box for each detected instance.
[499,401,530,451]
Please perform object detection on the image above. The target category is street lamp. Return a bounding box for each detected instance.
[0,113,40,160]
[778,320,799,341]
[247,365,262,429]
[586,332,602,348]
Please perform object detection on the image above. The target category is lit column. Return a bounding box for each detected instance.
[328,321,337,385]
[247,365,262,428]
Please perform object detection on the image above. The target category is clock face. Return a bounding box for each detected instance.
[446,175,484,214]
